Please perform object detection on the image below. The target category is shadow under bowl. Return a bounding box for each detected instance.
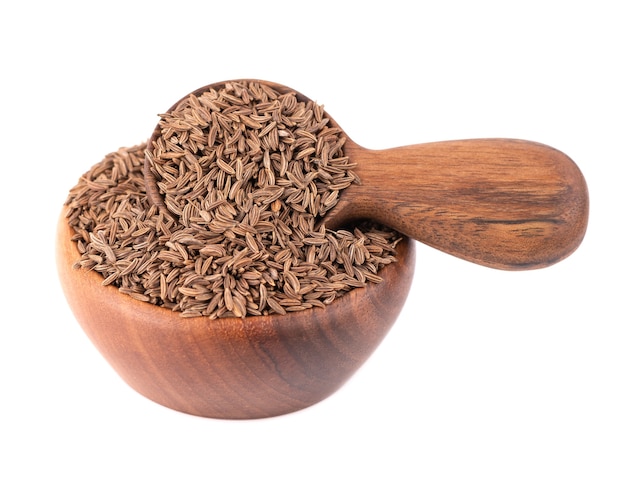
[56,211,415,419]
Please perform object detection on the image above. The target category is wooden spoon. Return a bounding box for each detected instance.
[144,80,588,270]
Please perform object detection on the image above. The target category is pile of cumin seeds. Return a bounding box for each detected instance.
[146,80,359,229]
[65,82,402,319]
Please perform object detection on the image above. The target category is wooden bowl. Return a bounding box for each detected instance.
[56,211,415,419]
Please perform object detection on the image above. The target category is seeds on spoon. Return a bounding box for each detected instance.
[146,80,358,224]
[65,81,402,318]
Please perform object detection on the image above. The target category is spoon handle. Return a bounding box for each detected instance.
[339,139,588,270]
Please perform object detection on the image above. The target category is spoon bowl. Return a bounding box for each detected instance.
[57,210,415,419]
[145,80,588,270]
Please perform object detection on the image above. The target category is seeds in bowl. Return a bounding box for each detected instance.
[65,81,402,318]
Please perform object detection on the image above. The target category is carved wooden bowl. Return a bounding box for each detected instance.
[56,211,415,419]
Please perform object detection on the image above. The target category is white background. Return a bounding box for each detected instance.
[1,1,624,478]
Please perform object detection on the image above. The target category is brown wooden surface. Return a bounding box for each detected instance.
[144,80,588,271]
[56,212,416,419]
[325,138,589,270]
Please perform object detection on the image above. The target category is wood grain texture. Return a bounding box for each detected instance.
[56,211,415,419]
[324,138,589,270]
